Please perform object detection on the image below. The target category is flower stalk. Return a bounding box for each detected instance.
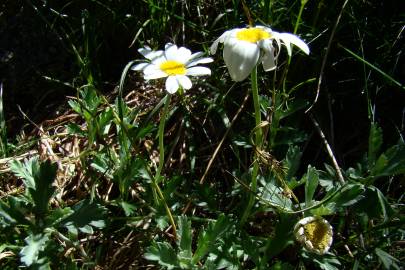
[241,66,261,225]
[155,94,171,184]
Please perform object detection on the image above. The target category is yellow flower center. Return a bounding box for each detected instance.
[236,28,271,43]
[304,220,332,252]
[160,60,186,75]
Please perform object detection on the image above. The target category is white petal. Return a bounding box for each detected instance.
[131,62,149,71]
[176,75,192,90]
[262,52,276,71]
[144,70,167,80]
[277,32,310,55]
[177,47,192,62]
[187,57,213,67]
[165,43,175,50]
[260,40,276,71]
[269,31,282,58]
[223,39,260,81]
[144,65,167,79]
[165,76,180,94]
[164,43,178,60]
[189,51,204,60]
[150,55,167,65]
[138,46,152,56]
[138,47,164,60]
[210,29,234,54]
[165,44,191,63]
[186,66,211,76]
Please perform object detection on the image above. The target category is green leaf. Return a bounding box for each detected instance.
[261,213,295,266]
[305,166,319,206]
[278,98,309,120]
[20,233,49,266]
[302,252,341,270]
[68,100,82,114]
[97,107,113,136]
[375,248,401,270]
[178,216,192,260]
[31,160,57,216]
[0,196,30,225]
[284,145,302,182]
[192,214,230,264]
[368,122,383,167]
[144,242,179,269]
[61,199,107,235]
[10,157,37,190]
[325,184,365,212]
[119,201,137,217]
[10,158,57,216]
[371,143,405,179]
[46,207,74,227]
[355,186,394,221]
[66,123,86,137]
[309,204,335,216]
[261,182,292,211]
[113,157,147,197]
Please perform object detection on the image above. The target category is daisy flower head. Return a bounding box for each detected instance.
[293,216,333,255]
[210,25,310,82]
[132,43,213,94]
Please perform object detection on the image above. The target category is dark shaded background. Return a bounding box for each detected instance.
[1,0,404,169]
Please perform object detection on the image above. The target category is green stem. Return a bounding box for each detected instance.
[241,66,261,225]
[151,93,177,237]
[152,179,177,238]
[294,0,307,35]
[155,94,171,183]
[281,0,307,93]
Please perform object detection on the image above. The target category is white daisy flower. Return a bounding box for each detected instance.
[293,216,333,255]
[132,43,213,94]
[210,25,310,82]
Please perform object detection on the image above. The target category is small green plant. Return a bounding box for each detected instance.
[1,0,404,269]
[0,157,107,269]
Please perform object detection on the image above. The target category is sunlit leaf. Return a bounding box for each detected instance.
[61,199,107,235]
[20,233,49,266]
[178,215,192,260]
[192,214,230,264]
[144,242,179,269]
[10,158,57,216]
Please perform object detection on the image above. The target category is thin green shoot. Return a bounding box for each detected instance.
[339,44,405,91]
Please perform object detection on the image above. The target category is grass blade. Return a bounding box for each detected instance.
[339,44,405,90]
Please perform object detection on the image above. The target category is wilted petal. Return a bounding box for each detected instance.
[223,39,260,81]
[262,51,276,71]
[276,32,310,56]
[210,29,234,54]
[186,66,211,76]
[294,216,333,255]
[176,75,192,90]
[165,76,180,94]
[260,39,276,71]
